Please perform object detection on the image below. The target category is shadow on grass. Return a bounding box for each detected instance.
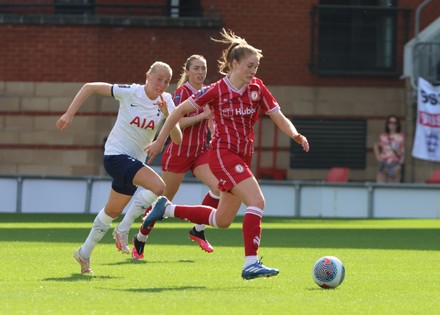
[1,213,440,251]
[124,286,206,293]
[104,259,194,267]
[1,227,440,251]
[43,274,119,282]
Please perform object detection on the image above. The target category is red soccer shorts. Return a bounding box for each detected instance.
[208,148,253,192]
[162,149,209,175]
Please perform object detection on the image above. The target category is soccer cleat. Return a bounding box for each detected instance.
[73,248,93,275]
[131,234,145,260]
[241,260,279,280]
[188,227,214,253]
[141,196,169,229]
[112,225,130,254]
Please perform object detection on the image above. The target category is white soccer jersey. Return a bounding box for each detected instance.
[104,83,175,162]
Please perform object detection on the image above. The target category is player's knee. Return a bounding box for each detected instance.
[216,218,233,229]
[253,198,265,210]
[150,183,165,196]
[211,188,220,197]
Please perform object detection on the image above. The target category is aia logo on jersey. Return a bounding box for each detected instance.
[130,116,155,129]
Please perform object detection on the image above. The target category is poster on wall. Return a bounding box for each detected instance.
[412,77,440,162]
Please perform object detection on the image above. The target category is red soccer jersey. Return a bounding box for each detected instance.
[189,76,280,157]
[164,82,209,157]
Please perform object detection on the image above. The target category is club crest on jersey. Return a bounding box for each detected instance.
[235,164,245,173]
[250,91,259,101]
[249,84,261,102]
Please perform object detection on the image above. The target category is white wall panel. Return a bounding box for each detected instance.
[301,186,369,218]
[374,188,440,218]
[2,176,440,219]
[0,178,17,213]
[21,179,87,213]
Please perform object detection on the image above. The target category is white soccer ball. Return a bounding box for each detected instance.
[312,256,345,289]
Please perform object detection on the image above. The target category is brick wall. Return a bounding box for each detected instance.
[1,0,440,181]
[4,0,439,86]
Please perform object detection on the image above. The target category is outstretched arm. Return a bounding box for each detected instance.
[178,105,212,129]
[145,99,196,163]
[269,111,309,152]
[56,83,112,131]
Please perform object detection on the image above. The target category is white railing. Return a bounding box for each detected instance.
[1,175,439,218]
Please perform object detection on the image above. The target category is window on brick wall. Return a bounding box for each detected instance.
[169,0,202,17]
[309,0,410,76]
[290,118,366,169]
[55,0,95,15]
[1,0,204,18]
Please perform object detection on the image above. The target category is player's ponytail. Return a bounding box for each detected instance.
[212,28,262,75]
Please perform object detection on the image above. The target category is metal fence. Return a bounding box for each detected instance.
[413,42,440,86]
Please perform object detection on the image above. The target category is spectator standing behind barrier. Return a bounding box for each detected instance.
[374,115,405,183]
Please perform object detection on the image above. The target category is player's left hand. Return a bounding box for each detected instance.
[293,134,309,152]
[144,140,164,164]
[155,95,169,117]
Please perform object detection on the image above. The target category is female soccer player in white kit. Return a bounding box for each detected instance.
[56,61,182,274]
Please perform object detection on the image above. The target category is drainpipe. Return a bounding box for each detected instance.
[415,0,431,39]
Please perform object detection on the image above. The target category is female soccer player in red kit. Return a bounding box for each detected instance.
[143,29,309,280]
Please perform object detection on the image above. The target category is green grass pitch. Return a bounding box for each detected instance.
[1,213,440,314]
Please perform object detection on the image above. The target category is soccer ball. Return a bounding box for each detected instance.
[312,256,345,289]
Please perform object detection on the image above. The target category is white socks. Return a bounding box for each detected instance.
[81,209,114,259]
[137,233,148,242]
[244,256,258,268]
[163,204,175,218]
[118,190,158,232]
[194,224,205,232]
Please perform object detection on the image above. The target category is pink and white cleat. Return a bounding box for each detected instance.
[113,225,130,254]
[131,234,145,260]
[73,248,93,275]
[188,227,214,253]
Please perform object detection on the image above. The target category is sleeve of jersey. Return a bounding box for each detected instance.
[112,83,135,101]
[172,87,189,106]
[188,84,215,110]
[164,93,176,113]
[260,82,281,115]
